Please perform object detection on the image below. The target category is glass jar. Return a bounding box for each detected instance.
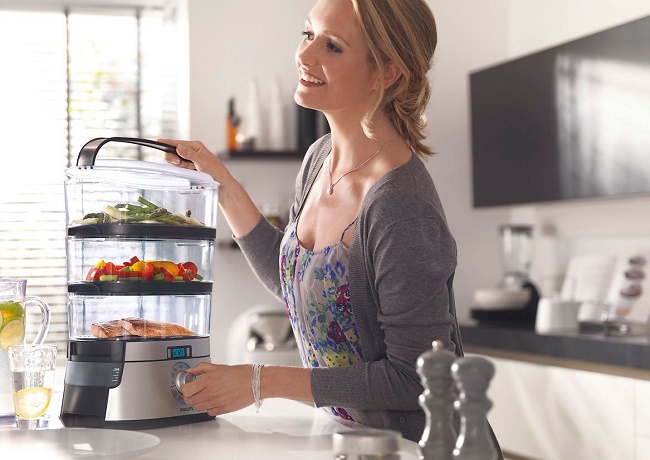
[333,430,402,460]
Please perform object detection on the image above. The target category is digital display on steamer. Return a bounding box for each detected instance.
[167,345,192,359]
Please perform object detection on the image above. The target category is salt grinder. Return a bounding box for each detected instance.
[416,340,457,460]
[451,356,498,460]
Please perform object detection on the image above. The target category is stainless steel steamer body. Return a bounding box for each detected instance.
[60,138,219,429]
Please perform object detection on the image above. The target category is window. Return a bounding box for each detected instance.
[0,2,183,354]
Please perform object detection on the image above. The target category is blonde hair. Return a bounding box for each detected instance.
[351,0,437,157]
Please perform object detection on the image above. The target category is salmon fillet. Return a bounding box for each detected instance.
[91,320,134,338]
[117,317,195,337]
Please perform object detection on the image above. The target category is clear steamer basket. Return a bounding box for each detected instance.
[63,138,219,342]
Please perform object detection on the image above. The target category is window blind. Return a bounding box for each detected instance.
[0,4,180,355]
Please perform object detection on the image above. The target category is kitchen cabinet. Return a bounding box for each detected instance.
[637,380,650,457]
[461,324,650,460]
[485,355,639,460]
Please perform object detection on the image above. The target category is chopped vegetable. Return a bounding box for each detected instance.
[142,262,155,281]
[179,262,199,280]
[78,196,204,226]
[85,257,203,283]
[118,270,142,279]
[99,274,118,282]
[86,268,102,281]
[151,261,179,277]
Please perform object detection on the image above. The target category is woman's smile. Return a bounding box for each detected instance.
[299,70,325,87]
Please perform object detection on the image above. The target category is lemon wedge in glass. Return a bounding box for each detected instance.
[13,387,53,419]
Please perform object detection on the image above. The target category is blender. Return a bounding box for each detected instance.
[498,224,534,289]
[471,225,540,328]
[60,138,219,429]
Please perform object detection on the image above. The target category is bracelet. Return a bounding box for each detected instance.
[252,363,264,413]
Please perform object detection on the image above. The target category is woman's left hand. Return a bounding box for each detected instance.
[181,363,254,416]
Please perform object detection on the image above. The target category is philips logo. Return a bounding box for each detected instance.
[180,406,194,413]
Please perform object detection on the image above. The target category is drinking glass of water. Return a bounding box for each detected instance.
[8,344,57,429]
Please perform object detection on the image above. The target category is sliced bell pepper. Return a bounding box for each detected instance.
[179,262,199,280]
[103,262,117,275]
[131,260,145,272]
[156,267,175,281]
[150,261,179,277]
[86,267,103,281]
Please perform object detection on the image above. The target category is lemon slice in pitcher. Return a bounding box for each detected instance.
[13,387,53,419]
[0,300,24,322]
[0,318,25,349]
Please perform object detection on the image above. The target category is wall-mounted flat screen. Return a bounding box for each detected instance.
[470,15,650,207]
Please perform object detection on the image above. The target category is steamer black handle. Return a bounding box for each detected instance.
[76,137,181,167]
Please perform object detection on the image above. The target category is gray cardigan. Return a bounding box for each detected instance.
[235,134,464,442]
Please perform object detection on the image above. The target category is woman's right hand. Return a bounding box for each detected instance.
[158,139,229,184]
[159,138,263,238]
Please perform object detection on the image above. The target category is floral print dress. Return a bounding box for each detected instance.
[279,217,364,421]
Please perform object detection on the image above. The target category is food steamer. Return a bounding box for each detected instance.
[60,138,219,429]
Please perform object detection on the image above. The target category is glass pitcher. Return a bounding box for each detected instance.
[0,279,51,425]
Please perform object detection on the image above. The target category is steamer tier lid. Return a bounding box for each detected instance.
[64,137,219,190]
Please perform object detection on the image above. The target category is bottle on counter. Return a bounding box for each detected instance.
[244,77,262,150]
[268,78,285,150]
[226,97,241,151]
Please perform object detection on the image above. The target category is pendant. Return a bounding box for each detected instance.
[327,184,334,195]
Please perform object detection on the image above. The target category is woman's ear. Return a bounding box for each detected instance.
[383,61,402,88]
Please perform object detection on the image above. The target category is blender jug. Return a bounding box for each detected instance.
[0,279,51,424]
[499,225,533,289]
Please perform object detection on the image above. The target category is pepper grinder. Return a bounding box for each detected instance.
[451,356,498,460]
[416,340,457,460]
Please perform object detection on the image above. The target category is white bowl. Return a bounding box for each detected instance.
[0,428,160,459]
[473,288,531,309]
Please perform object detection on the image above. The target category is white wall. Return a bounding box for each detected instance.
[186,0,650,361]
[426,0,511,320]
[186,0,311,362]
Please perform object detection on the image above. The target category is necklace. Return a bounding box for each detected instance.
[327,135,399,195]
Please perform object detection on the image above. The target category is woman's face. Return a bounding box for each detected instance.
[294,0,379,119]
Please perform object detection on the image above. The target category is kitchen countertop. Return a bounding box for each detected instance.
[1,376,420,459]
[460,322,650,378]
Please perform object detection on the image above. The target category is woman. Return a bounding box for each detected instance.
[163,0,468,444]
